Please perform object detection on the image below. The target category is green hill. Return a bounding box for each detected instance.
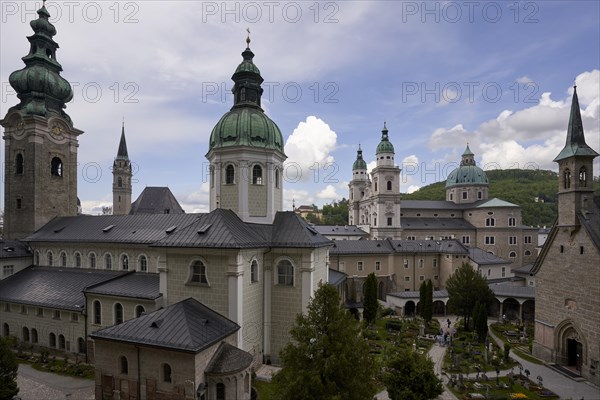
[402,169,564,227]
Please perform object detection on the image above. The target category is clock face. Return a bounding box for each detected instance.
[50,124,64,140]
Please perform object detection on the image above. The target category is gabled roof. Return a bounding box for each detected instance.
[269,212,332,248]
[469,247,511,266]
[130,187,185,215]
[328,268,347,287]
[85,272,160,300]
[25,213,200,244]
[0,266,124,311]
[401,217,475,230]
[475,198,519,208]
[205,342,253,375]
[152,208,268,248]
[0,240,31,259]
[91,298,239,353]
[313,225,368,237]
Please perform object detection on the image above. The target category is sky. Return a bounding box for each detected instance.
[1,1,599,215]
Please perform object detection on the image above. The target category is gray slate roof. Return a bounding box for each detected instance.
[330,239,468,255]
[25,209,332,249]
[313,225,368,236]
[511,264,534,274]
[0,266,124,311]
[328,268,347,286]
[489,283,535,299]
[388,289,449,299]
[26,213,200,244]
[130,187,185,215]
[85,272,160,300]
[0,240,31,259]
[401,198,516,211]
[91,298,239,353]
[402,217,475,230]
[469,247,511,265]
[205,342,253,374]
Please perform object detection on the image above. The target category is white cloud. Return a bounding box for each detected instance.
[427,70,600,172]
[366,161,377,175]
[516,76,533,84]
[177,182,210,213]
[80,199,112,215]
[316,185,339,200]
[284,189,314,211]
[407,185,421,194]
[284,116,337,182]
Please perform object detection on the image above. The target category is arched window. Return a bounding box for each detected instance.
[162,363,172,383]
[49,332,56,347]
[387,180,392,191]
[89,253,96,269]
[47,251,53,266]
[51,157,63,177]
[374,182,378,191]
[118,177,123,188]
[23,327,30,342]
[2,323,9,337]
[93,300,102,325]
[524,250,532,256]
[564,168,571,189]
[15,153,24,174]
[114,303,124,324]
[139,255,148,272]
[105,254,112,270]
[135,305,145,318]
[216,383,225,400]
[579,167,587,187]
[120,356,128,375]
[509,251,517,258]
[189,261,208,284]
[250,260,258,283]
[225,165,235,184]
[277,259,294,286]
[121,254,129,270]
[35,251,40,265]
[58,334,65,349]
[31,329,38,344]
[485,217,495,227]
[275,169,280,188]
[74,252,82,268]
[78,337,85,353]
[60,251,67,267]
[252,165,262,185]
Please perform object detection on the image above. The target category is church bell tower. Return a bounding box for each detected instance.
[1,3,82,239]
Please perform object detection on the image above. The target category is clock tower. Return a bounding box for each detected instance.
[1,4,82,239]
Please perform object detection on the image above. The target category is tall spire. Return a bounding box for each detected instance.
[554,86,599,161]
[116,122,129,160]
[231,31,264,110]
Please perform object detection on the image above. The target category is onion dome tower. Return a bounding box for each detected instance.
[206,34,286,223]
[1,2,82,239]
[445,145,489,204]
[349,145,369,226]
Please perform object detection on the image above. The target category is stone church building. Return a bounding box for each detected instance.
[0,5,332,400]
[532,86,600,386]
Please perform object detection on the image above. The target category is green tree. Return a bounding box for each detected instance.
[446,263,494,331]
[363,273,378,325]
[419,279,433,324]
[472,301,488,342]
[272,284,377,400]
[0,336,19,400]
[383,347,444,400]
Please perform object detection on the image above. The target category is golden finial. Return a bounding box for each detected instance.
[246,28,251,47]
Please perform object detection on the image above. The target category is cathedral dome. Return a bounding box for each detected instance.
[209,107,284,151]
[445,145,488,188]
[352,145,367,170]
[375,123,394,154]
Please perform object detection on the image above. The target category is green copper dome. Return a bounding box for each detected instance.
[375,123,394,154]
[8,5,73,120]
[446,145,488,188]
[352,146,367,170]
[209,107,284,151]
[209,40,284,153]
